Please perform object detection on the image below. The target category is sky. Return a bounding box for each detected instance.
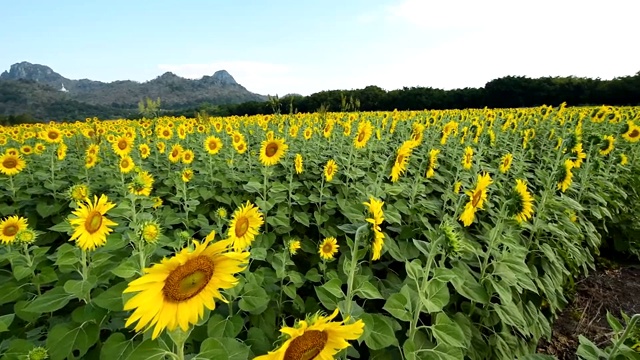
[1,0,639,96]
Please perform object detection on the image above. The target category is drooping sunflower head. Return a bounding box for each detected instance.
[227,201,264,251]
[294,153,303,174]
[0,153,26,176]
[0,215,29,244]
[68,194,118,251]
[510,179,535,223]
[599,135,615,156]
[260,137,288,167]
[123,236,250,339]
[319,237,339,260]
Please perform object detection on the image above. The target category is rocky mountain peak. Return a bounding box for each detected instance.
[211,70,238,85]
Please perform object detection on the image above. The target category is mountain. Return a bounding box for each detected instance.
[0,61,268,120]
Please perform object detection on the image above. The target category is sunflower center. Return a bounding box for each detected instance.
[284,330,328,360]
[471,189,483,208]
[465,154,472,163]
[48,131,59,140]
[3,224,18,237]
[172,149,179,157]
[121,159,130,168]
[208,141,218,150]
[118,140,127,150]
[162,256,215,302]
[265,143,279,157]
[396,154,405,164]
[357,131,366,142]
[163,130,170,137]
[84,211,103,234]
[3,157,17,169]
[322,243,333,254]
[629,129,639,138]
[235,217,249,237]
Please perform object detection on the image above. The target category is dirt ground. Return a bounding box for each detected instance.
[537,261,640,359]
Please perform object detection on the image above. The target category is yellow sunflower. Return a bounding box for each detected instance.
[68,184,90,202]
[319,237,339,260]
[139,144,151,159]
[204,136,223,155]
[303,127,313,140]
[42,128,63,143]
[599,135,615,156]
[20,145,33,156]
[363,197,385,261]
[68,194,118,251]
[112,135,134,157]
[254,308,364,360]
[123,235,250,339]
[621,121,640,142]
[138,221,160,243]
[0,153,26,176]
[181,168,194,183]
[85,154,98,169]
[512,179,534,223]
[425,149,440,178]
[324,159,338,182]
[227,201,264,251]
[462,146,474,170]
[390,140,417,182]
[353,121,373,149]
[288,239,301,255]
[181,149,195,164]
[233,140,247,154]
[57,142,68,160]
[499,153,513,173]
[260,137,288,166]
[119,156,135,174]
[294,154,303,174]
[129,171,154,196]
[459,172,492,227]
[34,143,46,154]
[157,141,166,154]
[0,215,29,244]
[571,143,587,168]
[168,144,183,163]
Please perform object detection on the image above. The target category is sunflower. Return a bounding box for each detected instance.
[157,141,166,154]
[216,207,228,219]
[511,179,534,223]
[85,154,98,169]
[42,128,63,143]
[139,144,151,159]
[138,220,160,243]
[0,215,29,244]
[123,235,250,339]
[364,197,385,260]
[152,196,163,209]
[57,142,68,160]
[319,237,339,260]
[619,153,628,166]
[289,125,299,138]
[113,135,134,157]
[68,194,118,251]
[354,121,373,149]
[227,201,264,251]
[119,156,135,174]
[557,159,574,193]
[181,168,194,183]
[129,171,154,196]
[20,145,33,156]
[181,149,195,164]
[254,308,364,360]
[68,184,90,202]
[34,143,46,154]
[294,154,303,174]
[426,149,440,178]
[0,153,26,176]
[157,126,173,140]
[233,140,247,154]
[288,239,301,255]
[86,143,100,157]
[499,153,513,173]
[459,172,492,227]
[231,131,245,145]
[622,123,640,142]
[324,159,338,182]
[260,137,288,166]
[390,140,417,182]
[168,144,183,163]
[204,136,223,155]
[4,148,19,156]
[599,135,615,156]
[15,228,37,244]
[453,181,462,194]
[571,143,587,168]
[303,127,313,140]
[462,146,474,170]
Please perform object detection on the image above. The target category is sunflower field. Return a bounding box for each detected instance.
[0,104,639,360]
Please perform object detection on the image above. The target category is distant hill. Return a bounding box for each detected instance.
[0,61,268,120]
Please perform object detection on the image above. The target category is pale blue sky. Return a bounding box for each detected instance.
[1,0,639,96]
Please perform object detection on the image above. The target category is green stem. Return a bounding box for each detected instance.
[81,250,89,281]
[607,314,639,360]
[263,167,269,233]
[344,225,367,319]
